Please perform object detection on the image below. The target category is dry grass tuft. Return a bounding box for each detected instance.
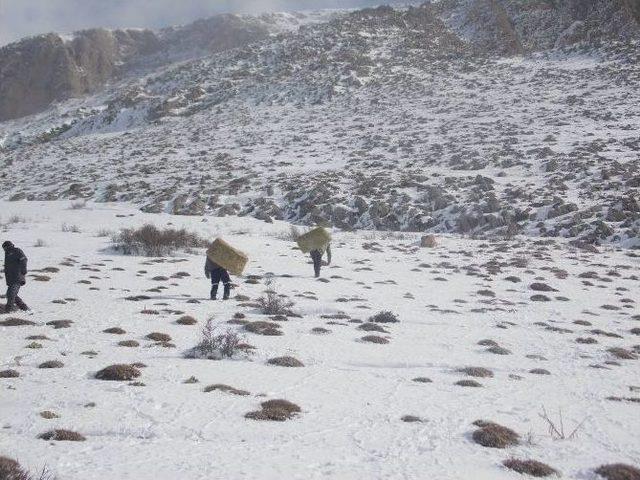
[503,459,558,477]
[0,369,20,378]
[177,315,198,325]
[458,367,493,378]
[40,411,59,419]
[103,327,126,334]
[118,340,140,347]
[38,429,86,441]
[146,332,172,342]
[455,379,482,387]
[267,356,304,367]
[0,318,36,327]
[358,322,388,333]
[472,421,520,448]
[608,347,638,360]
[245,399,301,422]
[244,321,282,336]
[361,335,389,344]
[594,464,640,480]
[487,346,512,355]
[112,224,207,256]
[38,360,63,369]
[95,364,141,381]
[368,311,399,323]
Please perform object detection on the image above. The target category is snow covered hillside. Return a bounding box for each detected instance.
[0,3,639,245]
[0,200,639,479]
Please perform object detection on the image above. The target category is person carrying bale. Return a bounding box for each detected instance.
[205,238,248,301]
[205,257,231,301]
[310,243,331,278]
[2,240,30,313]
[296,227,332,278]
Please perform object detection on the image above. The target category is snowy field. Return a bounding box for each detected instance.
[0,200,638,479]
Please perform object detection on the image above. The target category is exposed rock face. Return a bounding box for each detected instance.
[0,15,273,122]
[0,29,161,121]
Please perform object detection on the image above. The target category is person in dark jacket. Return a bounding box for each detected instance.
[310,243,331,278]
[205,257,231,300]
[2,241,29,313]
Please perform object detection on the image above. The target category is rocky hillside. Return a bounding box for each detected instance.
[0,13,312,121]
[0,2,639,245]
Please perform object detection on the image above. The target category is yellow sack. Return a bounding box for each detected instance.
[296,227,332,254]
[206,238,248,276]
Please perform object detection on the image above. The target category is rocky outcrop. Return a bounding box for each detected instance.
[0,15,273,122]
[0,29,161,121]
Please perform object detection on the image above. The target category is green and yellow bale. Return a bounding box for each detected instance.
[296,227,332,254]
[207,238,248,276]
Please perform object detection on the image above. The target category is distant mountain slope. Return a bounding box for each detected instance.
[0,3,639,245]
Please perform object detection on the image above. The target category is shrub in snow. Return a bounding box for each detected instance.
[38,429,86,442]
[594,464,640,480]
[257,278,294,316]
[185,318,243,360]
[503,459,558,477]
[245,399,301,421]
[112,224,207,256]
[472,421,520,448]
[95,364,141,381]
[368,311,399,323]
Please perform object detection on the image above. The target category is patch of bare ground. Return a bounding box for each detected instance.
[401,415,424,423]
[503,459,558,477]
[40,411,59,419]
[608,347,638,360]
[487,345,512,355]
[95,364,141,381]
[267,356,304,367]
[244,321,282,336]
[458,367,493,378]
[472,420,520,448]
[357,322,388,333]
[361,335,389,344]
[38,429,86,441]
[177,315,197,325]
[245,399,301,421]
[412,377,432,383]
[204,384,250,396]
[311,327,331,334]
[455,379,482,387]
[146,332,172,342]
[0,318,35,327]
[38,360,63,369]
[103,327,126,334]
[594,464,640,480]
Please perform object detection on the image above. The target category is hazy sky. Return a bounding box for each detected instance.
[0,0,403,46]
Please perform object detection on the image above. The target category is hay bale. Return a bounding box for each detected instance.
[296,227,332,254]
[207,238,248,276]
[420,235,437,248]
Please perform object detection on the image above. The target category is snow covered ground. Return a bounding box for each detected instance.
[1,200,638,479]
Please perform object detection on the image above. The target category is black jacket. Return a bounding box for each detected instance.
[4,247,27,286]
[204,257,225,277]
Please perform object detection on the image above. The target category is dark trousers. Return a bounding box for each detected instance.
[6,284,28,311]
[311,250,322,278]
[210,269,231,299]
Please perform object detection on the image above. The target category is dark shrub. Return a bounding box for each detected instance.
[503,459,558,477]
[267,356,304,367]
[0,369,19,378]
[455,379,482,387]
[146,332,172,342]
[203,384,250,396]
[112,224,207,256]
[0,318,35,327]
[38,429,86,441]
[256,278,294,316]
[118,340,139,347]
[0,456,29,480]
[38,360,63,369]
[358,323,388,333]
[177,315,198,325]
[594,464,640,480]
[103,327,126,334]
[95,364,141,381]
[368,311,399,323]
[472,421,520,448]
[245,399,301,421]
[244,321,282,336]
[185,318,243,360]
[458,367,493,378]
[361,335,389,344]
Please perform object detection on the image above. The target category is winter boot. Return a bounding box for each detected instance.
[210,284,219,300]
[223,283,231,300]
